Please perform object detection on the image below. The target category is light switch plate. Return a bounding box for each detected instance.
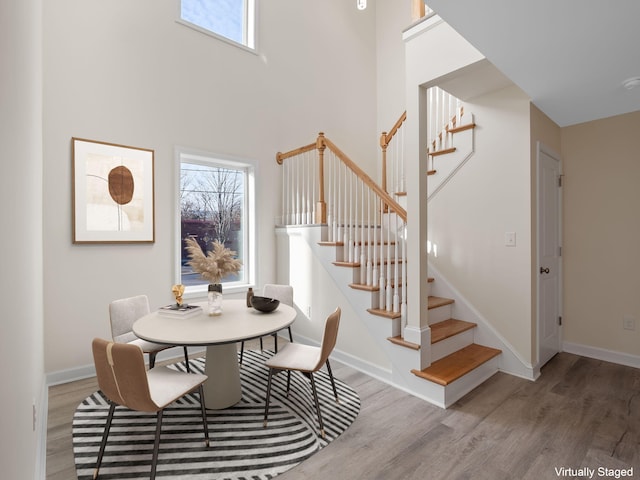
[505,232,516,247]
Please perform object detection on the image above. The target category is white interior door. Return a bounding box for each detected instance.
[537,143,562,367]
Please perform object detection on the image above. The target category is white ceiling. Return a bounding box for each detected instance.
[424,0,640,127]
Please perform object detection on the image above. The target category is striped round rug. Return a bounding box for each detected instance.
[72,350,360,479]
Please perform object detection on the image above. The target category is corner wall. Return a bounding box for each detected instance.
[0,0,45,477]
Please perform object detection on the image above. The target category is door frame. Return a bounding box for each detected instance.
[536,141,563,368]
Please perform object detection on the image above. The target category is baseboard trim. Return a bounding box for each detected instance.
[45,347,207,386]
[563,341,640,369]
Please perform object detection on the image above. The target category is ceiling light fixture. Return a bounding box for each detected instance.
[356,0,367,10]
[622,77,640,90]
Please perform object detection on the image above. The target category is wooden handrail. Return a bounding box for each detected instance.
[276,142,316,164]
[380,111,407,195]
[323,136,407,222]
[381,111,407,148]
[275,133,407,223]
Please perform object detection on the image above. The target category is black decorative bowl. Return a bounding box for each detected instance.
[250,296,280,313]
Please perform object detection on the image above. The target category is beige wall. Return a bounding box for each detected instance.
[42,0,378,374]
[561,111,640,357]
[0,0,45,477]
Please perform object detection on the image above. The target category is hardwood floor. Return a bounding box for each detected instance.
[47,344,639,480]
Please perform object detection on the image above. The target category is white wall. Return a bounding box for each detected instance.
[428,85,533,363]
[404,19,534,364]
[0,0,45,477]
[42,0,378,374]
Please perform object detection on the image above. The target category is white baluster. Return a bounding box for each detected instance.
[366,189,373,286]
[393,212,400,313]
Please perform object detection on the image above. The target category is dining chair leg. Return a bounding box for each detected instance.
[149,352,157,369]
[273,333,278,353]
[198,385,210,447]
[150,410,163,480]
[286,370,291,395]
[94,402,116,479]
[308,373,326,439]
[239,341,245,364]
[183,347,191,373]
[263,368,275,427]
[259,337,264,352]
[325,359,339,402]
[287,326,293,343]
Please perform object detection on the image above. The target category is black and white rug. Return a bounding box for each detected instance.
[72,350,360,479]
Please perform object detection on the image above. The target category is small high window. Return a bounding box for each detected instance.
[179,0,255,50]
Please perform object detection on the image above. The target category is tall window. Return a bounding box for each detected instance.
[179,0,256,50]
[177,149,255,294]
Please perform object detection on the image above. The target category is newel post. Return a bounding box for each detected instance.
[380,131,388,195]
[315,132,327,224]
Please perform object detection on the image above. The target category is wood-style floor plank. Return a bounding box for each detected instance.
[46,346,640,480]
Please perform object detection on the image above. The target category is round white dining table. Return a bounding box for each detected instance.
[133,298,296,409]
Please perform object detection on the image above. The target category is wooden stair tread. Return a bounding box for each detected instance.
[431,319,476,344]
[446,122,476,134]
[411,344,501,386]
[387,335,420,350]
[428,295,454,309]
[429,147,456,157]
[367,308,401,319]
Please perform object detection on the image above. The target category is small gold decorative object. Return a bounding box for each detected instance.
[172,284,185,306]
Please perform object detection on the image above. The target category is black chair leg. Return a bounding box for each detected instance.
[309,373,325,439]
[259,337,264,352]
[94,402,116,479]
[287,326,293,343]
[183,347,190,373]
[149,352,156,369]
[199,385,209,447]
[239,341,245,364]
[273,333,278,353]
[150,410,163,480]
[325,359,339,402]
[263,368,275,427]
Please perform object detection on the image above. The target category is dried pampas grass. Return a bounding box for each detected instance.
[184,237,242,284]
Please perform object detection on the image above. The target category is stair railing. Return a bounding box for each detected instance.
[277,133,408,320]
[380,111,407,199]
[427,86,463,172]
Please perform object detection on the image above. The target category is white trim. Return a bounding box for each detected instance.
[45,347,206,386]
[174,146,258,299]
[402,13,443,42]
[563,342,640,369]
[35,378,48,480]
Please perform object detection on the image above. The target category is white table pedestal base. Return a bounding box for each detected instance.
[203,343,242,409]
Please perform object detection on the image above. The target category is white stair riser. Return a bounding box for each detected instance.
[431,329,474,362]
[428,304,452,324]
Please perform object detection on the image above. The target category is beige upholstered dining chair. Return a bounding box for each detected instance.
[91,338,209,480]
[263,307,341,438]
[240,284,295,363]
[109,294,191,372]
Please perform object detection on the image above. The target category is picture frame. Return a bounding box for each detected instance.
[72,138,155,243]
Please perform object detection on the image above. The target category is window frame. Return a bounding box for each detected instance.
[177,0,257,54]
[175,146,256,298]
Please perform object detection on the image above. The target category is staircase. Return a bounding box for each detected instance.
[305,219,502,407]
[274,92,505,407]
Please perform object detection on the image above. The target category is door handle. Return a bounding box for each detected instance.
[540,267,550,274]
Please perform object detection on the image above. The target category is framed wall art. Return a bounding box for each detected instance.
[72,138,155,243]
